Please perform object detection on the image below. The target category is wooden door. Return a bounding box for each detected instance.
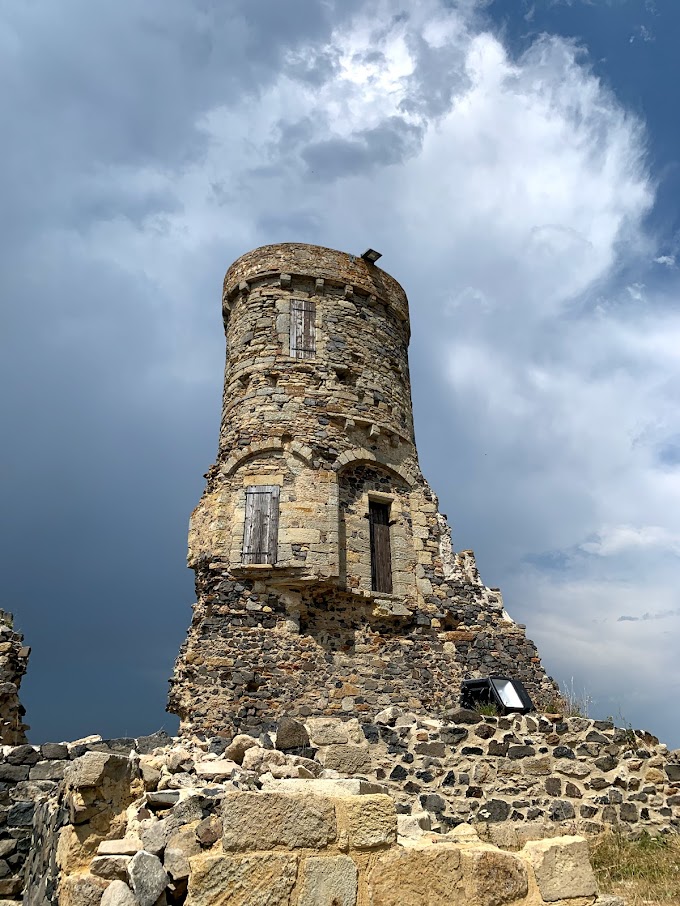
[369,500,392,593]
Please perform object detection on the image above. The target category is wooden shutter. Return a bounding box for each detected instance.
[369,500,393,593]
[242,486,280,564]
[290,300,316,359]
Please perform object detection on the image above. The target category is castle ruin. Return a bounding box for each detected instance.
[168,243,556,737]
[4,244,679,906]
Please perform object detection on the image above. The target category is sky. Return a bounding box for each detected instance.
[2,0,680,748]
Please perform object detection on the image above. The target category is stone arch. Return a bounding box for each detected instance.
[223,439,314,477]
[337,457,418,600]
[334,447,416,488]
[219,442,337,577]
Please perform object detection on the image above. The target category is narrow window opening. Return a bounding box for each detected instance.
[242,485,280,564]
[290,300,316,359]
[369,500,393,593]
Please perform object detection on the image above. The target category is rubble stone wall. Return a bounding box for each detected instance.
[0,611,30,746]
[18,707,680,906]
[20,730,610,906]
[305,709,680,841]
[169,567,555,739]
[8,711,679,905]
[169,243,557,737]
[0,740,69,902]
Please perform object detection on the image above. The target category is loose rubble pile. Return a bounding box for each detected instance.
[13,709,680,905]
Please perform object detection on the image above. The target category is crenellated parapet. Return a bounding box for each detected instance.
[217,248,416,470]
[222,242,410,324]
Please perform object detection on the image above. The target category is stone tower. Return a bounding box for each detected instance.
[169,243,555,736]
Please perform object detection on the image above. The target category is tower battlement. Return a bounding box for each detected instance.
[222,242,410,322]
[169,243,555,737]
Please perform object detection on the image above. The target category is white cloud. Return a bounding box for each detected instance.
[515,572,680,731]
[630,24,655,44]
[626,282,646,301]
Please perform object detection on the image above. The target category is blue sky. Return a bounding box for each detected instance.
[2,0,679,748]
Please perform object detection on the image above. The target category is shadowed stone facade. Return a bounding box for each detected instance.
[168,243,557,737]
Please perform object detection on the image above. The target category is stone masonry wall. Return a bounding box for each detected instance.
[169,565,554,740]
[299,709,680,840]
[16,714,680,906]
[20,726,622,906]
[0,739,70,902]
[0,611,30,745]
[218,272,414,464]
[21,732,169,906]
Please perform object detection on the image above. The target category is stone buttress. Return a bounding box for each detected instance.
[168,243,556,736]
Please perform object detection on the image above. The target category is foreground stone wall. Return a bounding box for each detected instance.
[20,730,611,906]
[1,740,70,901]
[9,708,679,904]
[297,709,680,840]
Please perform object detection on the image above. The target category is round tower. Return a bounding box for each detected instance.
[187,243,425,594]
[169,243,555,736]
[218,243,416,465]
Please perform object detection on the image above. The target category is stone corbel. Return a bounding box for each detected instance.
[372,599,413,621]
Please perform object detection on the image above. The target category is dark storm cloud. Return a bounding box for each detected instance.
[0,278,204,738]
[399,34,472,119]
[0,0,366,741]
[0,0,357,212]
[302,118,424,179]
[617,609,680,623]
[0,0,364,339]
